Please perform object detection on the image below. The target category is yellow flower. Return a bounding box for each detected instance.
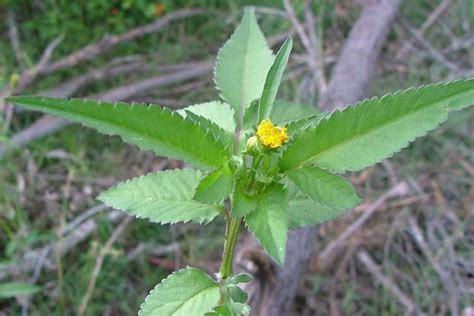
[256,119,288,149]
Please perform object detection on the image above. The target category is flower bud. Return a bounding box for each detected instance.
[246,136,260,155]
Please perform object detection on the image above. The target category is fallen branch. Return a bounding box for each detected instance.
[319,0,403,111]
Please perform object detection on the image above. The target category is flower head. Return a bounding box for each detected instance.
[256,119,288,149]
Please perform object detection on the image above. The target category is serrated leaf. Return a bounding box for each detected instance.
[194,165,233,204]
[7,96,230,169]
[280,79,474,172]
[258,37,293,123]
[178,101,236,134]
[98,169,223,225]
[184,111,234,150]
[286,114,326,137]
[214,8,274,126]
[243,100,320,131]
[287,166,360,209]
[139,267,220,316]
[285,182,351,229]
[244,184,288,265]
[270,100,321,124]
[0,282,41,298]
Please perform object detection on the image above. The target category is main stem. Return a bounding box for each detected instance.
[219,216,242,281]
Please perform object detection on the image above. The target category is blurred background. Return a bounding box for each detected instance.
[0,0,473,315]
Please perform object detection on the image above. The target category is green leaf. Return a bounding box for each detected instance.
[207,277,252,316]
[258,37,293,123]
[7,96,230,169]
[232,188,258,218]
[0,282,41,298]
[244,184,288,265]
[226,273,253,285]
[184,111,234,150]
[139,267,220,316]
[178,101,236,134]
[214,8,274,126]
[285,182,351,229]
[270,100,321,124]
[280,79,474,172]
[194,165,233,204]
[227,286,248,304]
[243,100,320,131]
[206,304,233,316]
[285,114,326,137]
[287,166,360,209]
[207,301,250,316]
[98,169,222,225]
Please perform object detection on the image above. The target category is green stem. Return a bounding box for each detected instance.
[219,217,242,281]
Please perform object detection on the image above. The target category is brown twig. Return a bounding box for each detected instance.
[283,0,326,94]
[0,209,123,281]
[357,249,425,315]
[40,9,206,76]
[15,34,65,92]
[397,0,455,59]
[319,0,403,111]
[318,181,409,267]
[77,216,133,316]
[7,9,26,70]
[402,22,461,73]
[408,216,460,315]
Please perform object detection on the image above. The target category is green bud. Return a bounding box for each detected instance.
[246,136,260,155]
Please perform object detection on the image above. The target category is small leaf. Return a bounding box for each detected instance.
[226,273,253,285]
[178,101,236,133]
[207,301,250,316]
[232,189,258,218]
[139,267,220,316]
[206,304,233,316]
[214,8,274,126]
[280,79,474,171]
[98,169,222,225]
[244,184,288,265]
[258,37,293,123]
[287,166,360,209]
[270,100,321,124]
[285,114,326,137]
[185,111,234,152]
[7,96,230,169]
[243,99,320,131]
[227,286,248,304]
[0,282,41,298]
[194,165,233,204]
[285,182,349,229]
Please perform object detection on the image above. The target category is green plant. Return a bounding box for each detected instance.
[6,8,474,315]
